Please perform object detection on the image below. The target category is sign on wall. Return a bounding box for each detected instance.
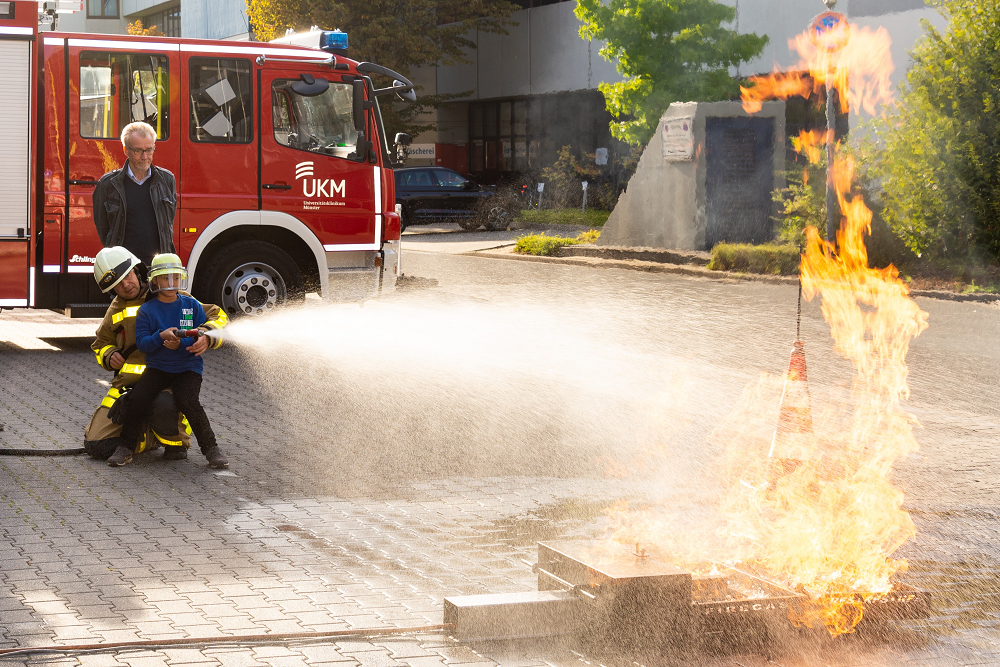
[661,117,695,162]
[407,144,436,160]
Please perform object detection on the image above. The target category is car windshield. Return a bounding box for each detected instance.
[398,170,435,187]
[272,79,359,159]
[435,171,467,187]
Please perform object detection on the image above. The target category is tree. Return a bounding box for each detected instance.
[575,0,768,146]
[126,19,164,36]
[246,0,519,137]
[857,0,1000,261]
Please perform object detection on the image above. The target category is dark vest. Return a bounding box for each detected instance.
[122,176,159,265]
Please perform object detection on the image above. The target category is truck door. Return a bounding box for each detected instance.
[179,55,257,257]
[67,42,179,273]
[0,28,33,307]
[260,68,377,249]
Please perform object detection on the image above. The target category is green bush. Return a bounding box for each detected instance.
[514,233,583,256]
[708,243,801,275]
[856,0,1000,261]
[516,209,611,227]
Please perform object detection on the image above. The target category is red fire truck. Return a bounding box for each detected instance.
[0,1,411,317]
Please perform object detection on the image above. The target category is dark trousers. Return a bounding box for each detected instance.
[120,369,217,453]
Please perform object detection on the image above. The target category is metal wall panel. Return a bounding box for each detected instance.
[0,39,29,238]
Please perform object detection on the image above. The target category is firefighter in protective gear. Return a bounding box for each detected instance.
[85,246,228,460]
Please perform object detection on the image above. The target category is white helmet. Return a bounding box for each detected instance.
[94,246,142,293]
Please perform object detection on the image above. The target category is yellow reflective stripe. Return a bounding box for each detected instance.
[135,433,149,454]
[111,306,140,325]
[205,310,228,329]
[120,363,145,375]
[152,429,183,447]
[96,344,115,366]
[100,387,121,409]
[180,414,192,436]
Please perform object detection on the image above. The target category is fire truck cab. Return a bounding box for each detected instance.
[0,1,409,317]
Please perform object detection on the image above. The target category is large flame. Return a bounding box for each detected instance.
[719,154,928,635]
[742,22,895,117]
[599,19,926,637]
[722,18,926,635]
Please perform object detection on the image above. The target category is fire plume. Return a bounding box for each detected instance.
[720,155,928,635]
[741,23,895,118]
[793,129,834,165]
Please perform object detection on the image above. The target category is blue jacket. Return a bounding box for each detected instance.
[135,294,208,374]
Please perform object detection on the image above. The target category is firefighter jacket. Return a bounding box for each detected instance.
[91,285,227,393]
[93,163,177,256]
[84,287,227,457]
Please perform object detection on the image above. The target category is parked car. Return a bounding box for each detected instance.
[394,167,494,231]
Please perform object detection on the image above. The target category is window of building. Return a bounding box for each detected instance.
[79,52,170,140]
[189,58,252,143]
[142,8,180,37]
[469,99,529,174]
[271,78,360,160]
[88,0,118,18]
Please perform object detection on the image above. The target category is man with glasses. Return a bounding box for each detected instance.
[93,121,177,265]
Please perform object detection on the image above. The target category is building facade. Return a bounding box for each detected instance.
[44,0,942,181]
[46,0,249,40]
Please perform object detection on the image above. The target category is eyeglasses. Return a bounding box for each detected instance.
[127,146,155,156]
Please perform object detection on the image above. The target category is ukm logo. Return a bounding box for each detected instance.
[296,161,346,198]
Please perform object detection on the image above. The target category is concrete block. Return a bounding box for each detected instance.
[443,590,585,642]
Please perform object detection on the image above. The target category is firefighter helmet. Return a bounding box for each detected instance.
[94,246,142,293]
[148,253,189,293]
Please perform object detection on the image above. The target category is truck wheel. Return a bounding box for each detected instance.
[200,241,303,318]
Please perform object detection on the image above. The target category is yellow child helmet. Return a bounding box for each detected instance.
[94,246,142,293]
[148,253,189,293]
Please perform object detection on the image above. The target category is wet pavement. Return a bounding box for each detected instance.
[1,251,999,666]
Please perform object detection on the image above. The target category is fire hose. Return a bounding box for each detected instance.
[0,330,209,457]
[0,624,455,658]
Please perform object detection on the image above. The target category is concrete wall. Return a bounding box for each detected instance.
[181,0,249,39]
[599,101,785,251]
[436,2,623,101]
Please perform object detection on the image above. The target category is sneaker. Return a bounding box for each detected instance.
[204,446,228,469]
[107,445,133,467]
[162,446,188,461]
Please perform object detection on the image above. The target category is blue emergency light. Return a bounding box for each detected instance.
[320,30,349,55]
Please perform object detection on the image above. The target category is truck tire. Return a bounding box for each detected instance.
[199,241,304,318]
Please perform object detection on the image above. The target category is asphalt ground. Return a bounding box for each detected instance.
[1,247,1000,667]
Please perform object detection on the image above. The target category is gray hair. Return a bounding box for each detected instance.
[121,122,156,148]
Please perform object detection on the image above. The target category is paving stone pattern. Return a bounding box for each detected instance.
[2,296,1000,667]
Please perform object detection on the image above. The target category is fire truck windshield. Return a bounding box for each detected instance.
[272,79,360,160]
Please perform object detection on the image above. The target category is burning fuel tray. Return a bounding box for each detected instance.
[443,540,930,646]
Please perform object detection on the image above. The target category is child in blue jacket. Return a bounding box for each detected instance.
[106,254,228,469]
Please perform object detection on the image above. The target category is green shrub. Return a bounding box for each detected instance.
[514,233,583,256]
[708,243,801,275]
[516,209,611,227]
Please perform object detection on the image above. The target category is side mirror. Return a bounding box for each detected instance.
[290,73,329,97]
[394,132,412,147]
[461,181,476,191]
[394,80,417,103]
[352,79,366,132]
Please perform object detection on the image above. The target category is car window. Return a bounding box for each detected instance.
[401,170,435,187]
[435,171,467,188]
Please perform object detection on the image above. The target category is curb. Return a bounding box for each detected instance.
[466,249,799,286]
[467,249,1000,303]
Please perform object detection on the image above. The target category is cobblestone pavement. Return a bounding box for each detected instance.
[1,254,1000,667]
